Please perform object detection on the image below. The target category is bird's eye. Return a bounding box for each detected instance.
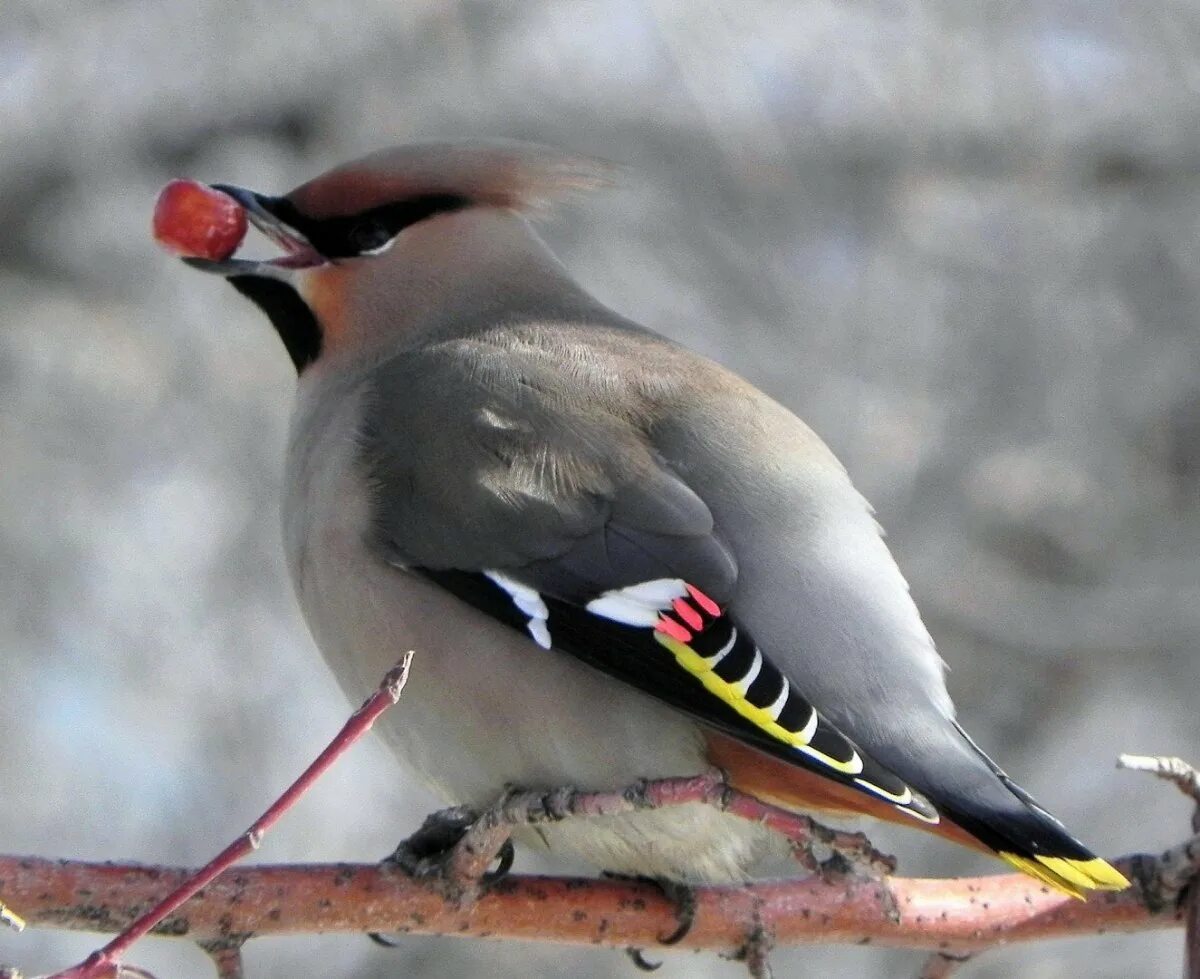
[349,219,393,254]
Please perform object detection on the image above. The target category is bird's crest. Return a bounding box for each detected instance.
[286,140,617,221]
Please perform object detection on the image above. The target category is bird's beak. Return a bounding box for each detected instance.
[184,185,326,276]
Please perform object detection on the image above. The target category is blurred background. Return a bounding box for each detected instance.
[2,2,1199,976]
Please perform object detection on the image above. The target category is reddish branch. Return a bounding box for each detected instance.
[0,850,1182,955]
[1,756,1196,974]
[0,660,1195,979]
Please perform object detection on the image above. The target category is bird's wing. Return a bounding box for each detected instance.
[361,333,937,824]
[359,329,1130,898]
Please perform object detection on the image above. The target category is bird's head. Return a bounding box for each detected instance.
[185,140,614,372]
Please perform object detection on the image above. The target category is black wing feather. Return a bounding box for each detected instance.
[418,567,938,822]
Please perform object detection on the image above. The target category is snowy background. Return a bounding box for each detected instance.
[2,2,1199,976]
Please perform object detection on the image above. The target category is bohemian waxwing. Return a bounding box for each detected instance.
[180,140,1127,897]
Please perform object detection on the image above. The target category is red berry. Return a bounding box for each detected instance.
[152,179,248,260]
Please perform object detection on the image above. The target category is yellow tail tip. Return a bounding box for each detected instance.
[1000,852,1130,900]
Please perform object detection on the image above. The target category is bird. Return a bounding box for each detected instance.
[177,139,1128,899]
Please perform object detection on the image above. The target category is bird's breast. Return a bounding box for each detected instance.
[277,372,794,881]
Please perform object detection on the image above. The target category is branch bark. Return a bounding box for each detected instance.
[1,740,1193,978]
[0,850,1182,959]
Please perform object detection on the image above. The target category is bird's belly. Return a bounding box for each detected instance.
[284,438,789,881]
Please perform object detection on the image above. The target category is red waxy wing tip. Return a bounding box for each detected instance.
[152,179,248,260]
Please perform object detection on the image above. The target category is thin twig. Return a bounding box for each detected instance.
[39,653,415,979]
[1118,755,1200,805]
[1118,755,1200,979]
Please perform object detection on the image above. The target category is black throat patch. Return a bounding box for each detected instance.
[228,275,322,372]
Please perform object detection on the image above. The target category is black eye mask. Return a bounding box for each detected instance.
[262,193,472,259]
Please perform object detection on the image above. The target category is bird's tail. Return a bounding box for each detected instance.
[940,797,1128,898]
[930,724,1128,899]
[999,852,1128,897]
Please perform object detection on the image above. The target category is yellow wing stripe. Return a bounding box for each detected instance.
[655,633,863,775]
[663,616,1126,896]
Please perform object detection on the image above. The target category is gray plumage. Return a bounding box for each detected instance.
[183,141,1125,892]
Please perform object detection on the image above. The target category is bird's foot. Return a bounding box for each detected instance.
[787,837,899,925]
[816,849,856,881]
[603,871,697,969]
[602,872,696,945]
[788,819,896,880]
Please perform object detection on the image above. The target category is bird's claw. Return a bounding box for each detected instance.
[656,879,697,945]
[602,872,697,946]
[625,947,663,971]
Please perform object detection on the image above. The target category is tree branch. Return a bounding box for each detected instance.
[1,721,1193,977]
[0,848,1183,960]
